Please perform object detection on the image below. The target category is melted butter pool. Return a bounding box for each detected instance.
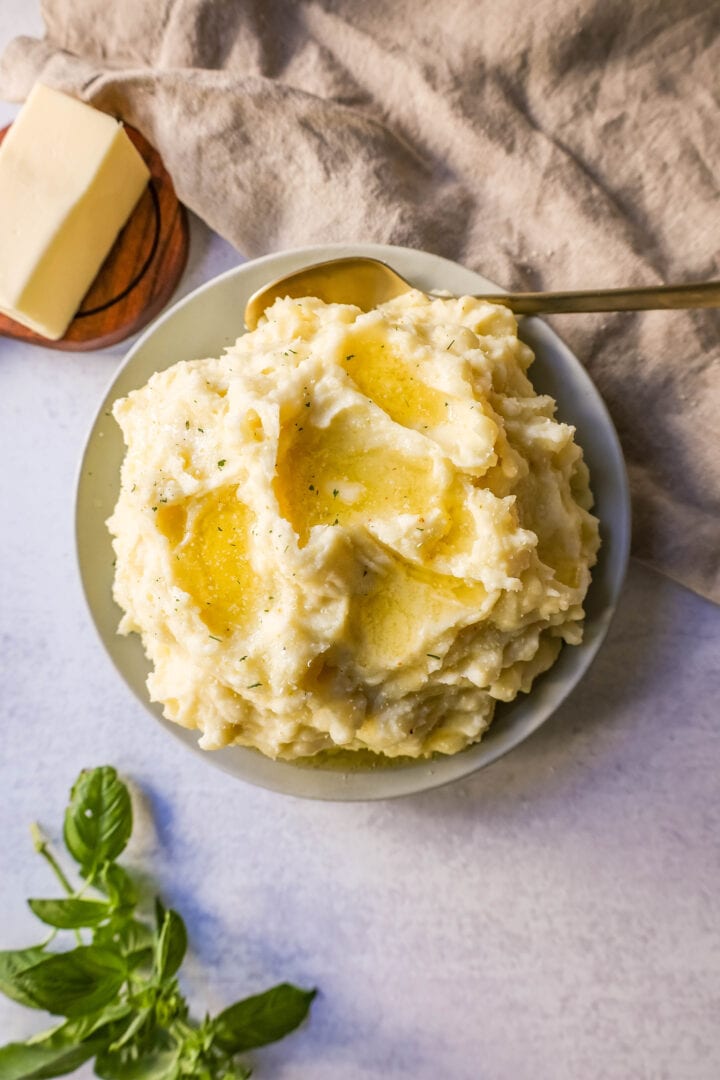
[157,487,258,637]
[274,405,440,546]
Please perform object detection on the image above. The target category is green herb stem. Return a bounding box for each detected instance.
[31,823,75,897]
[31,823,84,945]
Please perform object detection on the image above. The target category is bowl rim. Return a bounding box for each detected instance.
[75,241,631,801]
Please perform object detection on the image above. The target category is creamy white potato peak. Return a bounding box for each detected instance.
[108,292,599,760]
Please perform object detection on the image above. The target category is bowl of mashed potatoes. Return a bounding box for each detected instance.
[77,244,630,799]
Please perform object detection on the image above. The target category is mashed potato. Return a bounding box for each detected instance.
[108,291,599,760]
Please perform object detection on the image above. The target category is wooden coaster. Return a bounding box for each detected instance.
[0,124,189,351]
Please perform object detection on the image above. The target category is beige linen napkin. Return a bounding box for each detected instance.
[2,0,718,602]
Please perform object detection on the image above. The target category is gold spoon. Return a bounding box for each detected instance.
[244,256,720,330]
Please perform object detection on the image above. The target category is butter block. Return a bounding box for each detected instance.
[0,83,150,340]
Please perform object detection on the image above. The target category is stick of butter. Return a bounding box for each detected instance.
[0,84,150,340]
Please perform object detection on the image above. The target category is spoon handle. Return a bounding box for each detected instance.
[479,280,720,315]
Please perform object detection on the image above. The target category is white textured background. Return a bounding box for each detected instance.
[1,5,719,1077]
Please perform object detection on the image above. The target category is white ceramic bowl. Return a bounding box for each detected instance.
[76,243,630,800]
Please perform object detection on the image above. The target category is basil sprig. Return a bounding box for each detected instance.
[0,766,315,1079]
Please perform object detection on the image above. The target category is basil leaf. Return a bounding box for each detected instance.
[94,918,152,955]
[28,898,110,930]
[0,1005,130,1080]
[60,1002,133,1040]
[121,919,153,953]
[214,983,316,1053]
[155,910,187,982]
[63,768,132,875]
[0,948,47,1008]
[0,1035,101,1080]
[14,947,127,1019]
[94,1044,179,1080]
[93,921,153,974]
[107,1004,154,1052]
[99,864,137,911]
[126,947,154,973]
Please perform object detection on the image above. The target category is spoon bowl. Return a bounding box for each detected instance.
[244,255,720,330]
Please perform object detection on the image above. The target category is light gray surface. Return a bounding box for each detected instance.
[76,244,630,799]
[1,6,719,1077]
